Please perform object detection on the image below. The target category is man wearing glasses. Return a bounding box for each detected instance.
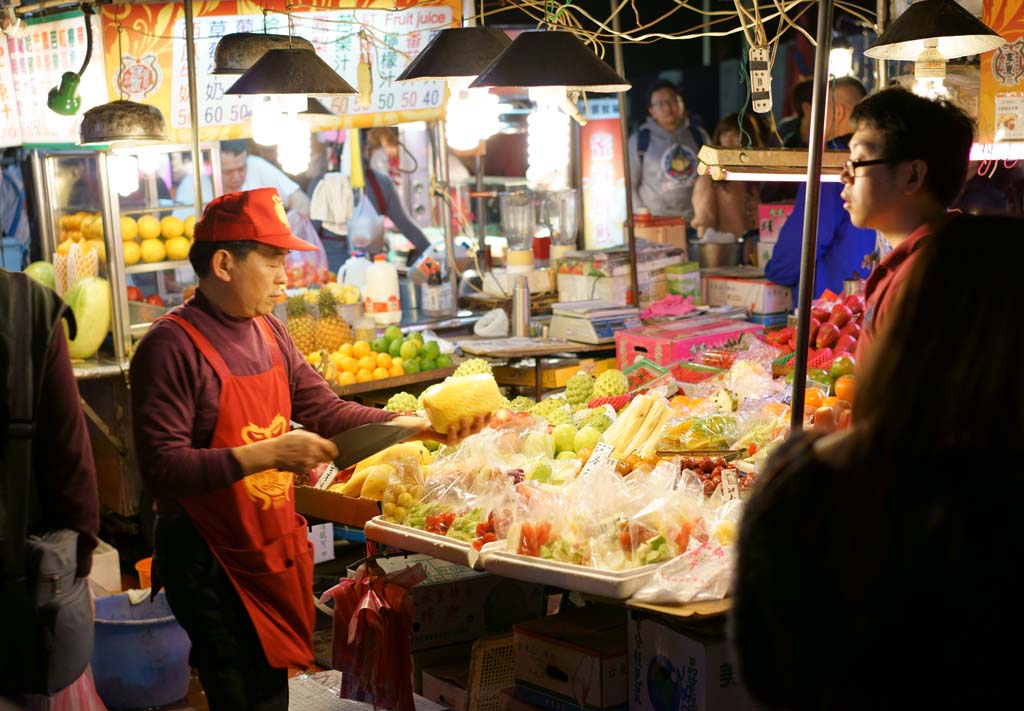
[841,89,974,362]
[628,80,710,223]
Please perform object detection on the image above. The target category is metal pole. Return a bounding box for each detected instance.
[875,0,890,90]
[183,0,203,217]
[475,152,486,249]
[789,0,834,431]
[611,2,639,307]
[436,120,459,314]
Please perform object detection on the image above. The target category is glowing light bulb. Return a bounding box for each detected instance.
[526,88,570,190]
[277,113,311,176]
[913,38,948,99]
[109,154,140,197]
[445,78,501,152]
[136,148,161,174]
[828,45,854,78]
[251,97,278,147]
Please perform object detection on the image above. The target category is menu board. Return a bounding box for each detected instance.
[0,39,21,147]
[5,10,108,145]
[580,98,627,250]
[980,0,1024,143]
[102,0,460,144]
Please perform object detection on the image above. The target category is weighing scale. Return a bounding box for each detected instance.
[549,300,641,344]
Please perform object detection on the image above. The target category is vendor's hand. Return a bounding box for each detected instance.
[234,430,339,476]
[392,413,489,446]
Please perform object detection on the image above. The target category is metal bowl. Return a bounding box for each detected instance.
[696,242,741,268]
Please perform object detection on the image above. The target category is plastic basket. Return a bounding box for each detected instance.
[466,633,514,711]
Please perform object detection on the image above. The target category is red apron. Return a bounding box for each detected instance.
[160,314,315,670]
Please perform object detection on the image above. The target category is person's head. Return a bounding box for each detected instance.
[646,79,685,131]
[219,139,250,193]
[791,78,814,119]
[368,127,399,159]
[188,188,316,317]
[826,76,867,139]
[712,112,766,148]
[841,88,974,232]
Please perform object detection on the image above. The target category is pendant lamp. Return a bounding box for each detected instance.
[79,99,168,146]
[865,0,1005,60]
[469,30,629,92]
[225,48,356,96]
[395,26,511,81]
[48,5,94,116]
[212,32,315,75]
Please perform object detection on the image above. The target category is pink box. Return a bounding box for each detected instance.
[758,203,795,243]
[615,317,764,368]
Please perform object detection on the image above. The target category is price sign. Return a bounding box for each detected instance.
[0,41,22,147]
[307,523,335,564]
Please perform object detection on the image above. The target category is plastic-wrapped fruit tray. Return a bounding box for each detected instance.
[477,547,659,599]
[363,517,481,569]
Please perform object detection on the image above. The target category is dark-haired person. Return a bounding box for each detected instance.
[175,139,310,217]
[129,188,485,710]
[764,77,875,298]
[840,88,974,363]
[627,79,710,221]
[731,213,1024,710]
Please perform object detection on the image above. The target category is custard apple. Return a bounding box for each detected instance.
[453,358,493,377]
[583,412,613,433]
[565,372,595,405]
[531,398,572,426]
[593,369,628,398]
[509,395,536,412]
[386,392,420,413]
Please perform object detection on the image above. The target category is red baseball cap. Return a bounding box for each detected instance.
[193,187,317,251]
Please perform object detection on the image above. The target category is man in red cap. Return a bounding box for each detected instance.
[130,188,484,710]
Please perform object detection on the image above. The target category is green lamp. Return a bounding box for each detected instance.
[47,72,82,116]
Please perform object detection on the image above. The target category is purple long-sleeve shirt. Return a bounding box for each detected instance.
[130,290,395,514]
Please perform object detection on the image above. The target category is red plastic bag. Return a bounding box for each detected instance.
[285,211,330,288]
[320,549,425,711]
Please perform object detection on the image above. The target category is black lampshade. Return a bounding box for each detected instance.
[212,33,315,75]
[79,100,167,146]
[396,26,511,81]
[469,30,630,92]
[225,48,356,96]
[865,0,1005,60]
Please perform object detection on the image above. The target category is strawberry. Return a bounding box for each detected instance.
[808,347,834,370]
[588,394,631,411]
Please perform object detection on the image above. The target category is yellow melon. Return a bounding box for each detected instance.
[137,215,161,240]
[120,215,138,241]
[165,236,190,261]
[140,239,166,263]
[184,215,196,238]
[122,240,141,265]
[160,215,185,240]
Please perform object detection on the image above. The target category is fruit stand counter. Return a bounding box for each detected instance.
[332,366,457,402]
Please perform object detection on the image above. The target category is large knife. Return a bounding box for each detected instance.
[328,422,422,472]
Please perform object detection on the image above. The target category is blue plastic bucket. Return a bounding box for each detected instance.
[91,591,191,709]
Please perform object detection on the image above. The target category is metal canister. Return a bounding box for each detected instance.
[512,276,531,337]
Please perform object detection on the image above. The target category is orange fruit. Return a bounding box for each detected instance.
[822,396,841,409]
[160,215,185,239]
[339,343,354,358]
[389,363,404,378]
[372,367,390,380]
[358,355,377,372]
[804,387,825,411]
[375,352,392,369]
[356,369,374,382]
[338,371,356,385]
[834,375,855,402]
[137,215,161,240]
[352,341,372,359]
[341,356,360,374]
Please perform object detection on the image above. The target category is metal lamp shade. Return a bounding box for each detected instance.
[225,48,356,96]
[396,26,511,81]
[79,100,167,146]
[865,0,1005,60]
[469,30,630,92]
[212,32,316,75]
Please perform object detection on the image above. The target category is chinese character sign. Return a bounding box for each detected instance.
[0,40,22,147]
[980,0,1024,143]
[580,98,627,250]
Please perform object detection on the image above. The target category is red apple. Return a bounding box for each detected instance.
[126,286,144,302]
[811,305,830,323]
[145,293,165,307]
[840,322,861,338]
[828,304,853,328]
[815,322,840,349]
[844,293,865,315]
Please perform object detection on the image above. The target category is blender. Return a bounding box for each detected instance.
[500,191,536,274]
[538,188,578,264]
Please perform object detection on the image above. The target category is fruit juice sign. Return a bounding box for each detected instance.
[101,0,460,144]
[980,0,1024,143]
[580,98,627,250]
[5,10,108,145]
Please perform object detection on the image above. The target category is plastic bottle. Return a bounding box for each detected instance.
[363,254,402,325]
[337,250,371,292]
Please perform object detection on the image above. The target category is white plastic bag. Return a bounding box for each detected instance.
[348,191,386,254]
[630,541,734,604]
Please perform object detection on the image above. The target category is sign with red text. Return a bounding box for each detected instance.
[580,98,627,250]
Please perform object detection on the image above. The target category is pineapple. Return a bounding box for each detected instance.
[315,288,353,352]
[287,295,316,355]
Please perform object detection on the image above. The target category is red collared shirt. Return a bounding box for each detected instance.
[854,224,933,364]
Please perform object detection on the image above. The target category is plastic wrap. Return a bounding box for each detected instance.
[285,212,330,287]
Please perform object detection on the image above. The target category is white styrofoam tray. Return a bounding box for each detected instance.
[477,547,659,600]
[363,516,482,570]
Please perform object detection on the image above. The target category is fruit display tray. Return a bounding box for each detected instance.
[331,366,456,397]
[477,548,659,600]
[364,516,482,570]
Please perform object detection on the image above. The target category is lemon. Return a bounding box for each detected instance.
[137,215,161,240]
[184,215,196,238]
[123,240,141,265]
[160,215,185,239]
[140,239,166,263]
[165,236,190,261]
[120,215,138,241]
[86,239,106,264]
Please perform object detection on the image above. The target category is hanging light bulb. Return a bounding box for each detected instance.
[828,36,855,78]
[444,77,502,152]
[108,154,140,197]
[135,147,161,175]
[251,96,278,146]
[277,112,311,175]
[526,87,570,190]
[912,38,948,99]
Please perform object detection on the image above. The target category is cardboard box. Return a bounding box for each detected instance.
[615,317,764,369]
[372,555,547,652]
[634,217,688,250]
[754,240,776,270]
[665,262,702,303]
[493,357,617,389]
[705,276,793,314]
[557,270,669,307]
[501,688,547,711]
[514,605,628,711]
[758,203,794,243]
[744,312,789,328]
[294,486,380,528]
[628,612,756,711]
[413,643,475,694]
[423,663,470,711]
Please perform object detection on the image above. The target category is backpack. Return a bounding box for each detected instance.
[636,122,707,190]
[0,271,93,696]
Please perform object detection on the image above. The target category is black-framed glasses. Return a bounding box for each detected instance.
[842,158,903,177]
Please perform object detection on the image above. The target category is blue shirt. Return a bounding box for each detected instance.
[764,180,875,298]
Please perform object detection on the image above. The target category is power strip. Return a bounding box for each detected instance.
[749,47,773,114]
